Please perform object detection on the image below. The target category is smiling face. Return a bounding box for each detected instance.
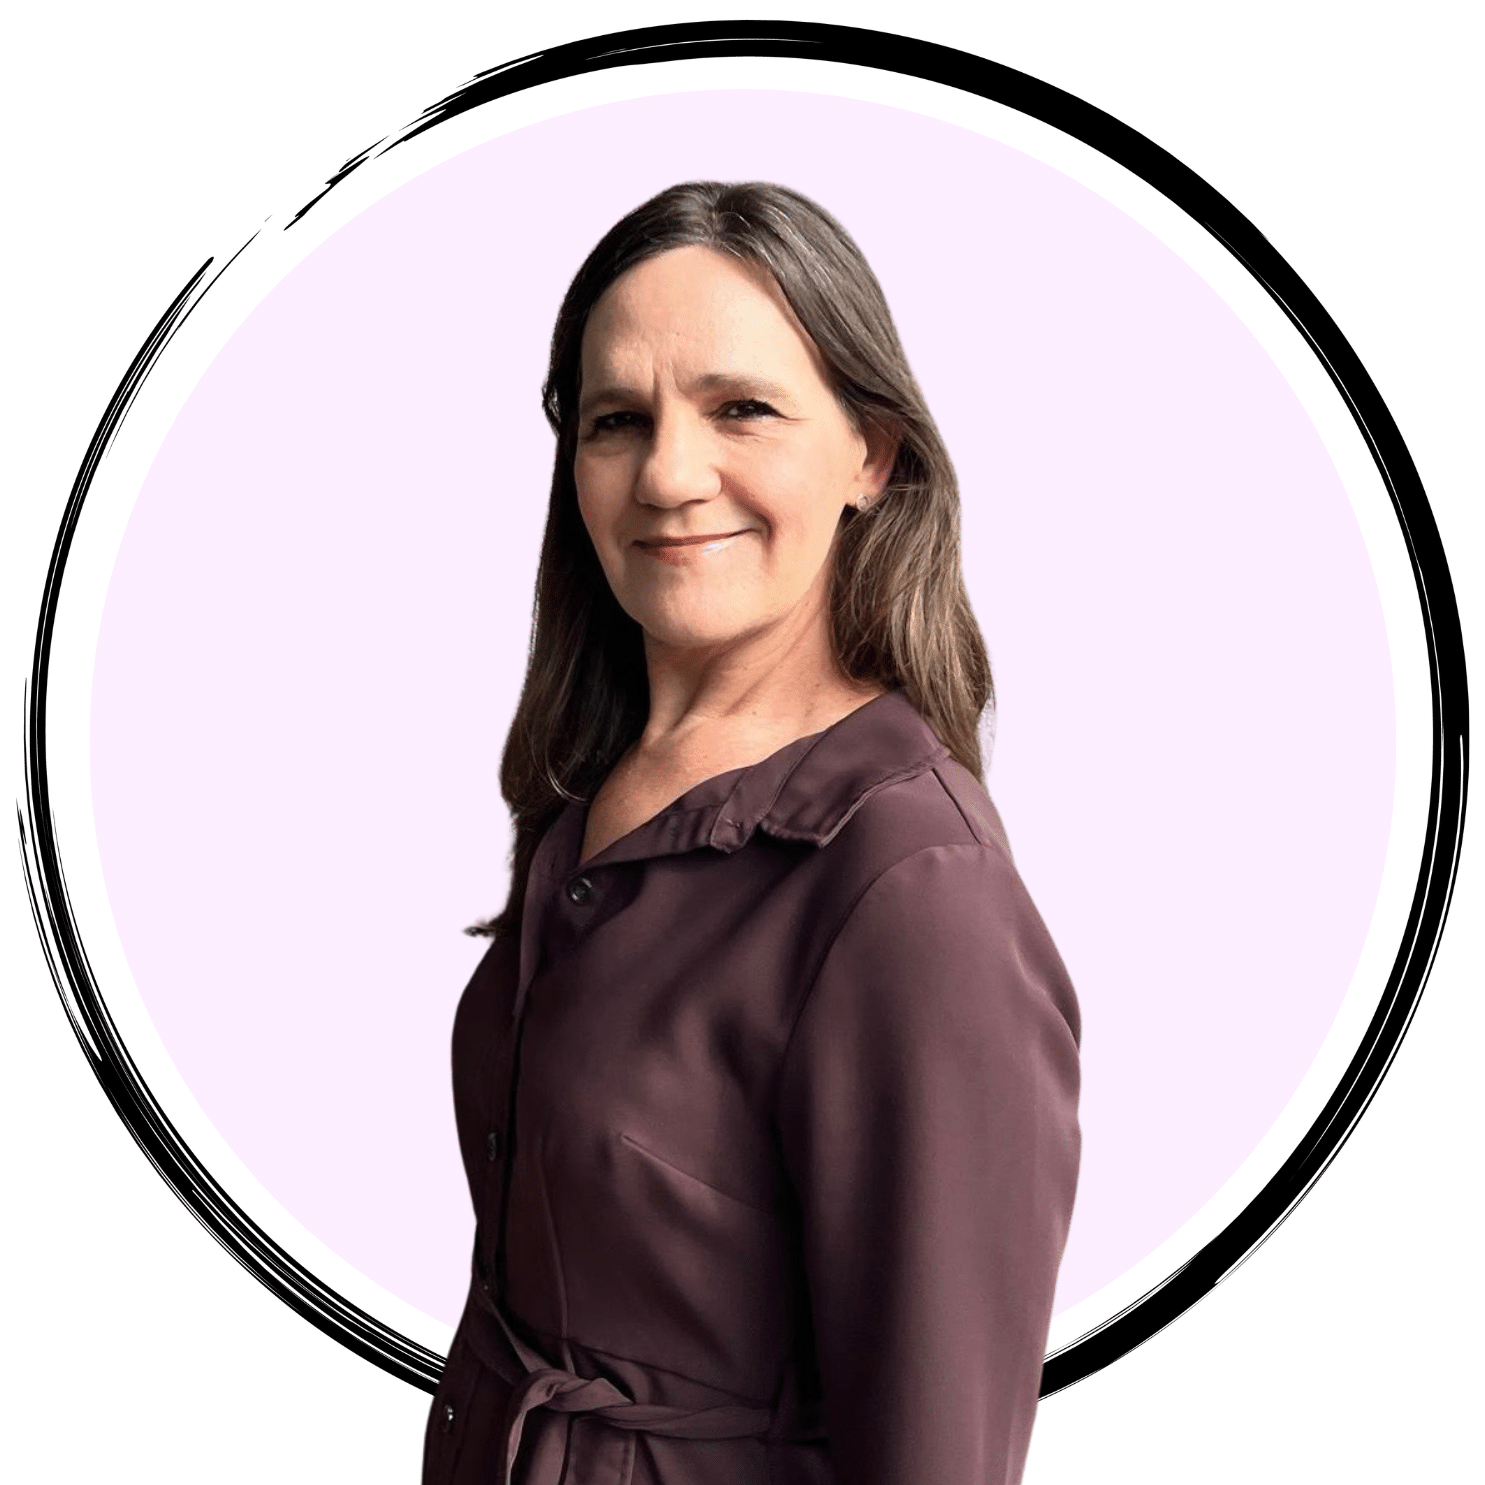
[574,245,894,662]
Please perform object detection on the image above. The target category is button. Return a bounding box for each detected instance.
[486,1130,501,1161]
[565,876,595,906]
[440,1403,455,1434]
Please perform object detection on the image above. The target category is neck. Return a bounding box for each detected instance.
[637,597,882,758]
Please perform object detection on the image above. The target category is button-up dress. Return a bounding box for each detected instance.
[423,690,1081,1485]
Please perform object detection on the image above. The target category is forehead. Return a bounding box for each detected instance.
[580,245,823,379]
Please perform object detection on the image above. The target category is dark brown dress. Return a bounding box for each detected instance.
[423,689,1081,1485]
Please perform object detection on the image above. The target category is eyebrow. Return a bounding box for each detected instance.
[577,372,795,418]
[691,372,793,402]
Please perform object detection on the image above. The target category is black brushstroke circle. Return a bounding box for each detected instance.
[20,19,1468,1398]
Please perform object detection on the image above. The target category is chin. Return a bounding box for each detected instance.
[628,599,770,657]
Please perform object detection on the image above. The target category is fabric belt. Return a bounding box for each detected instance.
[470,1282,794,1485]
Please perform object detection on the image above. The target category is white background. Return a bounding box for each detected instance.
[2,4,1478,1480]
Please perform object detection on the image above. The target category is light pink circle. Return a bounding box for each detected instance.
[91,90,1393,1326]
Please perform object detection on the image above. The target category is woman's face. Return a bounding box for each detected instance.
[574,245,893,659]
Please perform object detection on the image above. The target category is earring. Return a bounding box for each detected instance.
[853,492,873,512]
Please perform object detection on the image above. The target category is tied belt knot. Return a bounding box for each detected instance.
[470,1281,815,1485]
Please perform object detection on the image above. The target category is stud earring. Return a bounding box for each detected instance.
[853,492,873,512]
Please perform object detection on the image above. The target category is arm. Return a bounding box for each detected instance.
[776,843,1081,1485]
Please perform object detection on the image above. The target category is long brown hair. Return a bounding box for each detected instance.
[474,181,992,939]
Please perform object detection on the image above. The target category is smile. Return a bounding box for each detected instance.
[634,531,749,563]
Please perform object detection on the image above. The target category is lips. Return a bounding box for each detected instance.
[634,531,748,549]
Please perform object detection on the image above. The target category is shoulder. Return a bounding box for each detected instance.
[805,764,1079,1047]
[777,835,1082,1142]
[821,746,1017,890]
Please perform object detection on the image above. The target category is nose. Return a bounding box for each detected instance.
[635,408,720,509]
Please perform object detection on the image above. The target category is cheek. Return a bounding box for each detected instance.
[574,462,618,546]
[744,448,845,548]
[776,461,850,552]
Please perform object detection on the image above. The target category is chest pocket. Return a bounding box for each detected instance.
[535,1125,799,1402]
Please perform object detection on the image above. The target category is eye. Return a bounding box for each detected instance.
[719,398,779,422]
[587,410,648,437]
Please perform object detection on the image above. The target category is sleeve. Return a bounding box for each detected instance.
[775,842,1082,1485]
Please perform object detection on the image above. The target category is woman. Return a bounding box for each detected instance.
[424,181,1081,1485]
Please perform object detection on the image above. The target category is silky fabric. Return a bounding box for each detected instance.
[423,689,1082,1485]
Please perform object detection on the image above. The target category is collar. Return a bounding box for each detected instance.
[516,691,952,1022]
[568,689,950,871]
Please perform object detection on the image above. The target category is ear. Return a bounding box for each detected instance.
[855,417,899,503]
